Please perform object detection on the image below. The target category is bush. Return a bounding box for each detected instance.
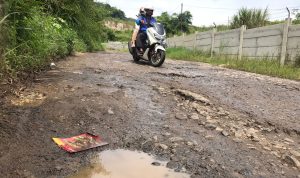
[5,7,85,72]
[0,0,128,78]
[114,30,132,42]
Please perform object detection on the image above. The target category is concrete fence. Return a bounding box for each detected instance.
[167,20,300,65]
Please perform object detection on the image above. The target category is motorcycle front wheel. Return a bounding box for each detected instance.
[150,49,165,67]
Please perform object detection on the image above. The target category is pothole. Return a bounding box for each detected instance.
[68,149,190,178]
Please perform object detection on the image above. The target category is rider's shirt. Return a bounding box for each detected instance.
[135,16,156,32]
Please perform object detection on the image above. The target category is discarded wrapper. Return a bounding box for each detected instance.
[52,133,108,153]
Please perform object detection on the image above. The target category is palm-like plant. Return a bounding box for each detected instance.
[231,7,269,29]
[293,13,300,24]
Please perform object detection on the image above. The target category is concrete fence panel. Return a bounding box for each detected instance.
[243,46,281,58]
[214,46,239,55]
[214,29,240,55]
[196,38,211,46]
[243,24,283,58]
[167,20,300,64]
[243,24,283,38]
[182,34,196,49]
[287,24,300,62]
[196,32,211,40]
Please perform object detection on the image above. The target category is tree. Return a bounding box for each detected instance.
[157,12,174,35]
[177,11,193,33]
[157,11,193,36]
[230,8,269,29]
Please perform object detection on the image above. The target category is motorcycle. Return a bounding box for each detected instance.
[128,22,167,67]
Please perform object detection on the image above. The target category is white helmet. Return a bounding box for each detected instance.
[144,5,154,11]
[139,5,154,16]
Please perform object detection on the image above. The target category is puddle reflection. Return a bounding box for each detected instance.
[69,149,190,178]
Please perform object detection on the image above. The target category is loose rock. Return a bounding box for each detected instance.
[234,130,244,138]
[284,138,294,143]
[221,130,230,137]
[186,141,194,146]
[284,155,300,168]
[170,137,184,142]
[163,125,169,129]
[216,127,223,132]
[175,113,188,120]
[162,132,171,137]
[245,128,259,137]
[108,108,114,115]
[205,124,217,130]
[263,146,271,151]
[171,149,176,154]
[55,166,63,171]
[157,143,168,150]
[175,89,210,104]
[151,162,161,166]
[205,135,214,140]
[190,113,200,120]
[290,150,300,158]
[251,135,260,142]
[167,161,179,169]
[271,151,281,158]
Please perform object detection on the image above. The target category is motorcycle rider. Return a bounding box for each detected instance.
[131,6,156,55]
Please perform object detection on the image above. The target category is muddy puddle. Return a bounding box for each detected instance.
[69,149,190,178]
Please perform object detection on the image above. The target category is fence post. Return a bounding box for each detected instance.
[280,19,290,66]
[238,25,246,60]
[193,31,198,50]
[210,28,216,58]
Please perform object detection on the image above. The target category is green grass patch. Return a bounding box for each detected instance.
[167,47,300,80]
[114,30,131,42]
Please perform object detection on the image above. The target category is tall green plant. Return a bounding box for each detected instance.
[1,0,128,77]
[157,11,193,36]
[231,8,269,29]
[293,13,300,24]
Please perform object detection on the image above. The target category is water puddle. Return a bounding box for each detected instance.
[69,149,190,178]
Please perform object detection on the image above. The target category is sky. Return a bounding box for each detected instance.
[96,0,300,26]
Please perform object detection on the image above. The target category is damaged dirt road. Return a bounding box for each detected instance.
[0,52,300,178]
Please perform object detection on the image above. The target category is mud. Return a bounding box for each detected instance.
[0,51,299,178]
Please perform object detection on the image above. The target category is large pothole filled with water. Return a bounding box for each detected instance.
[69,149,190,178]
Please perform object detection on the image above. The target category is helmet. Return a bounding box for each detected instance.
[143,5,154,16]
[144,5,154,11]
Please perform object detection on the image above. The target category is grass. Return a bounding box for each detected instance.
[167,47,300,80]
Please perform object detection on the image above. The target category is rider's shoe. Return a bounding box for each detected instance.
[137,48,144,56]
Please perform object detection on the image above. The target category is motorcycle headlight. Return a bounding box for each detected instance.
[154,34,163,40]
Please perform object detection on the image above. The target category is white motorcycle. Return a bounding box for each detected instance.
[128,22,167,67]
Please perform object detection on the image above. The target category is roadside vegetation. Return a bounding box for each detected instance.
[0,1,127,80]
[230,8,269,29]
[167,47,300,80]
